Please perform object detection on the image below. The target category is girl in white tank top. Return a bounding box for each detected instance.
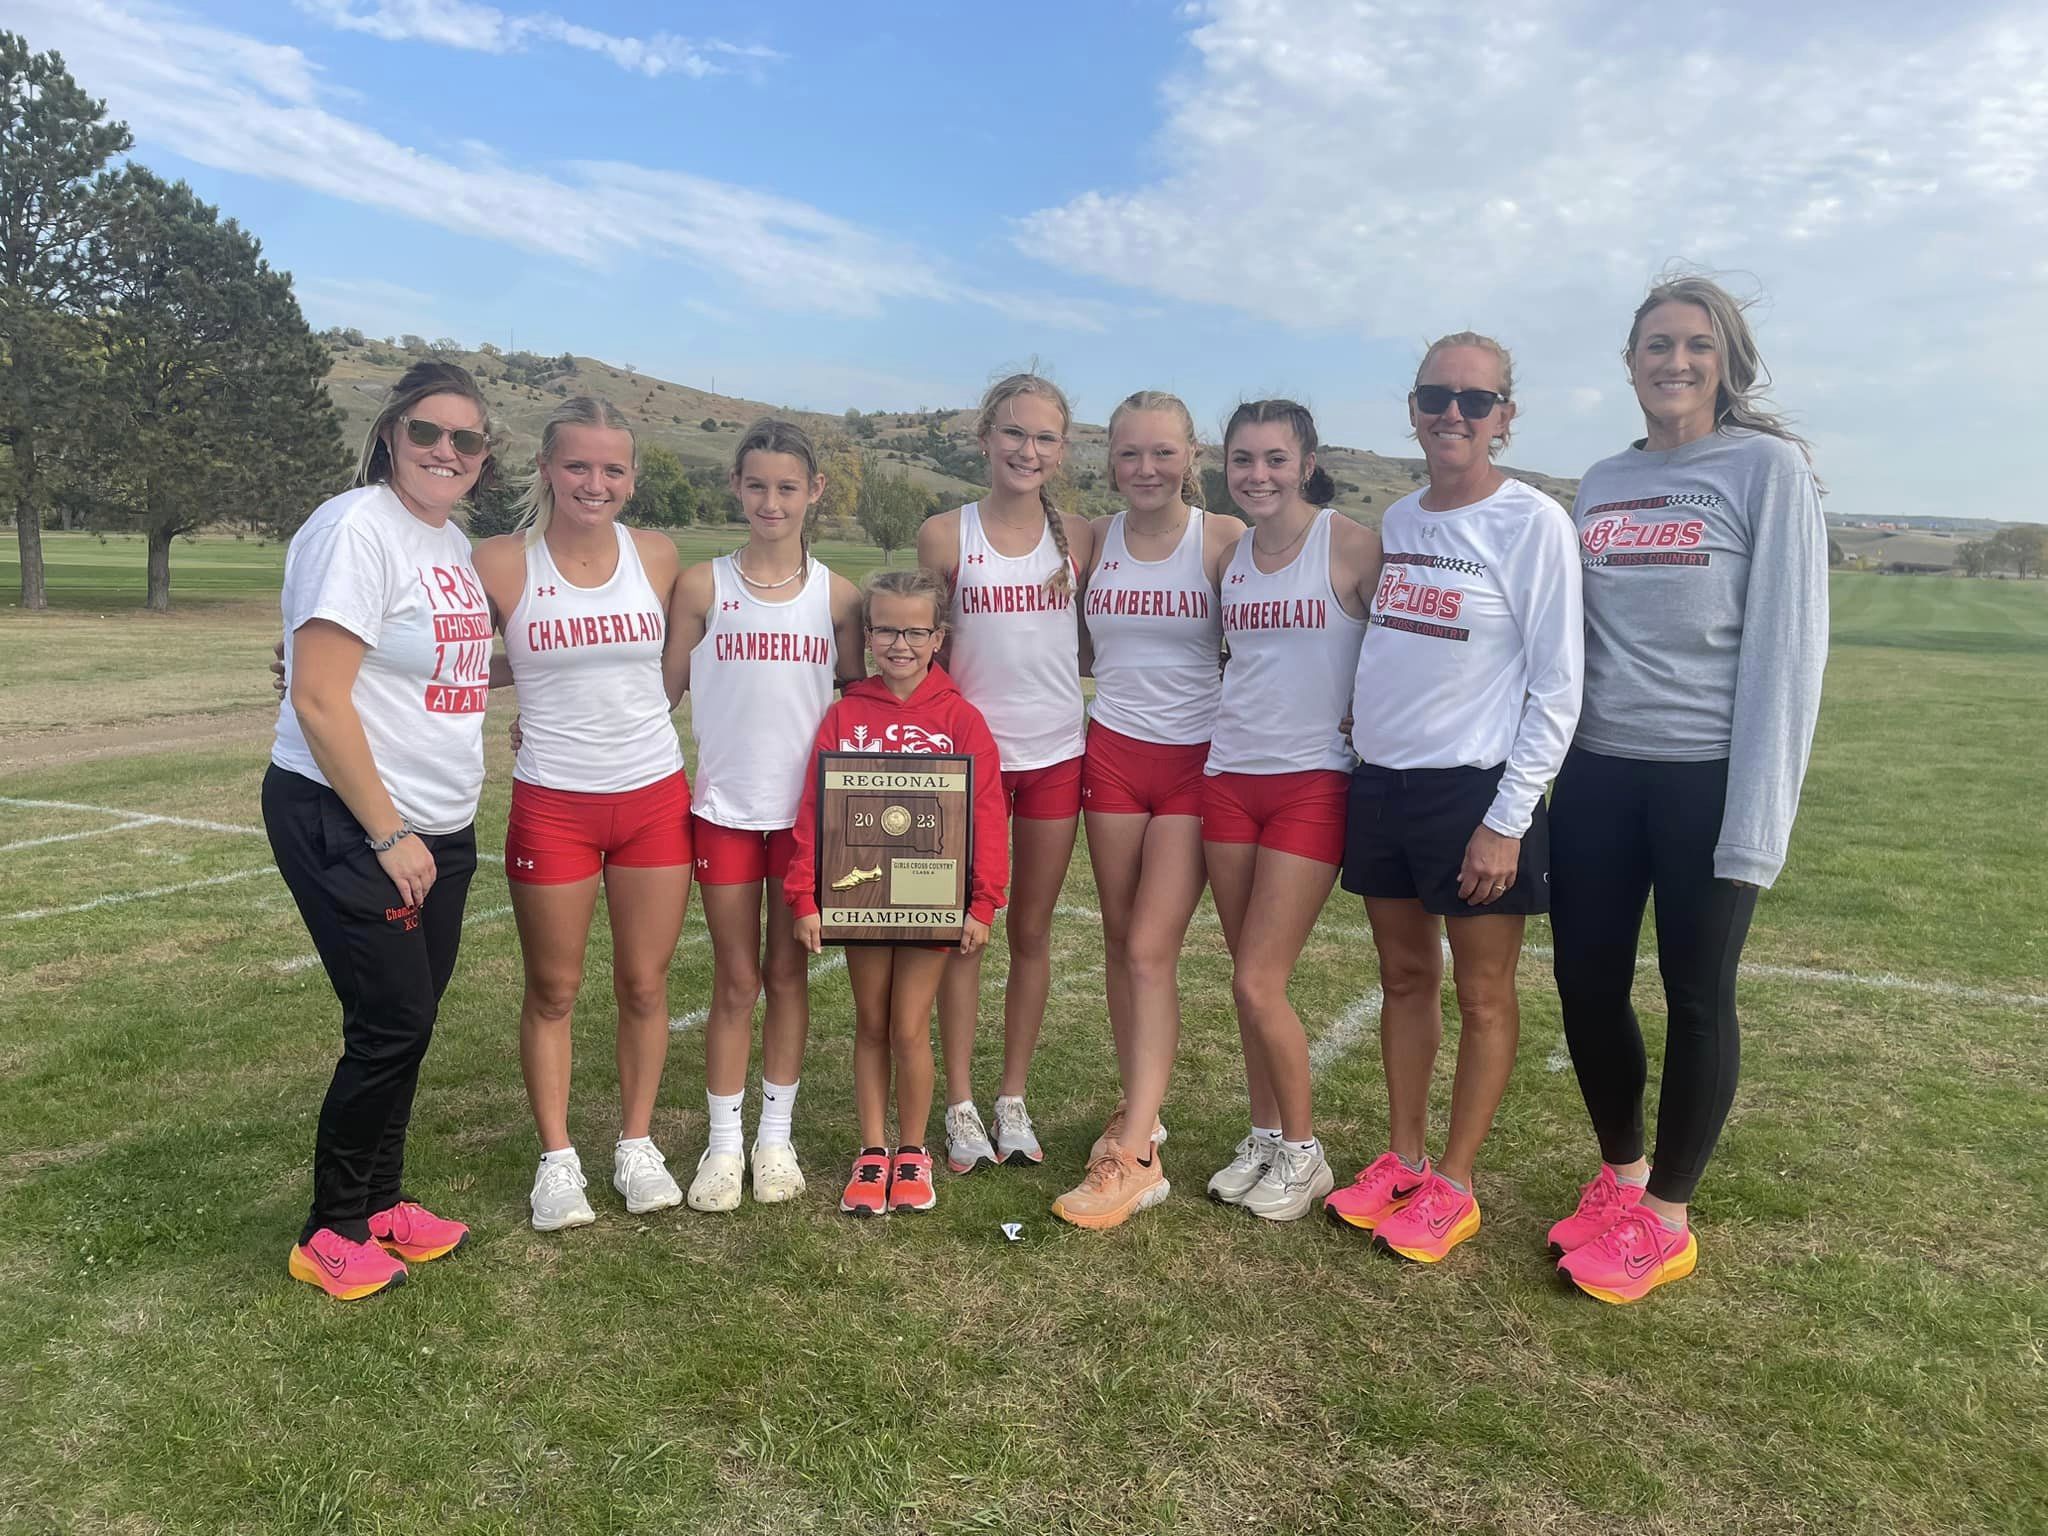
[470,400,692,1235]
[1199,401,1383,1226]
[669,420,866,1213]
[914,372,1095,1175]
[1052,391,1246,1232]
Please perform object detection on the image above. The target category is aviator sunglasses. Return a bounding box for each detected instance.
[399,416,490,457]
[1411,385,1507,420]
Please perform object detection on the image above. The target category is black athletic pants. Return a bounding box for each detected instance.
[263,766,477,1244]
[1548,748,1759,1205]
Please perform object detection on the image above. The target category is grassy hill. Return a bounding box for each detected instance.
[320,334,1579,526]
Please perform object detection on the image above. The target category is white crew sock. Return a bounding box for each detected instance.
[706,1090,744,1157]
[1282,1136,1319,1158]
[757,1077,799,1147]
[615,1135,654,1154]
[1253,1125,1282,1145]
[539,1145,580,1166]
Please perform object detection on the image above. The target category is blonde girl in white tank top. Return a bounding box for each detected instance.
[1202,400,1383,1224]
[472,398,690,1232]
[915,373,1096,1174]
[667,421,867,1213]
[1051,392,1243,1231]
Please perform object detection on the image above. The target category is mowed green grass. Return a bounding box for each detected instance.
[2,562,2045,1534]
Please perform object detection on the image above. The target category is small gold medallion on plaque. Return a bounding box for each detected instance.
[881,804,913,837]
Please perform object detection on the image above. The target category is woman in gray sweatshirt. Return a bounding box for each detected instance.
[1547,275,1828,1305]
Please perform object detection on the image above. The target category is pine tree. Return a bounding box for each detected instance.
[94,168,347,609]
[0,33,132,609]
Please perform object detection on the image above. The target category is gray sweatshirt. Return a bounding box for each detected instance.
[1570,428,1827,887]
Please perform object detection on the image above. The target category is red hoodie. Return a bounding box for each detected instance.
[785,665,1010,926]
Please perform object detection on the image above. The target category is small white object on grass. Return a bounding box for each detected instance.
[1001,1222,1024,1242]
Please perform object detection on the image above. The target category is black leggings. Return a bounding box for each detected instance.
[264,766,477,1243]
[1548,749,1758,1204]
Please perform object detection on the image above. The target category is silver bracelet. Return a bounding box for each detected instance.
[365,821,414,852]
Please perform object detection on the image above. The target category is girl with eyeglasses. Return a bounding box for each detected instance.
[1322,334,1583,1264]
[471,397,697,1235]
[1201,399,1382,1222]
[1547,275,1826,1304]
[664,420,866,1215]
[266,361,499,1300]
[1050,390,1243,1231]
[787,567,1010,1215]
[916,373,1096,1176]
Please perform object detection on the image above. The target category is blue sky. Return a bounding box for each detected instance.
[15,0,2045,521]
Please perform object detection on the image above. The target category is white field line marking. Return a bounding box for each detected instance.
[668,951,846,1032]
[0,820,157,854]
[0,795,264,837]
[5,865,278,922]
[1309,987,1384,1071]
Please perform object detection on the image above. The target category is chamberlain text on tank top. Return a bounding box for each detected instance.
[1085,509,1222,745]
[945,502,1086,772]
[505,523,681,793]
[1205,509,1369,776]
[689,554,838,830]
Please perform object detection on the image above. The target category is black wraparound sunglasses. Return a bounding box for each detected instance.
[400,416,490,457]
[1411,386,1507,420]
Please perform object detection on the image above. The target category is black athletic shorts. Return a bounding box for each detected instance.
[1339,761,1550,916]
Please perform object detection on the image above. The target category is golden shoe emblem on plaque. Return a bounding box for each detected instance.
[881,805,913,837]
[830,864,883,891]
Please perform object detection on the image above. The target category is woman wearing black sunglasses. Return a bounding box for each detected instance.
[265,360,499,1301]
[1324,332,1583,1265]
[1548,275,1827,1305]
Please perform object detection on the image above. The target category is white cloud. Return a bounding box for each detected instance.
[295,0,781,78]
[12,0,1099,328]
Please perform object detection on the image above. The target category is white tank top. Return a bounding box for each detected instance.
[946,502,1086,772]
[689,554,838,830]
[1085,509,1222,745]
[507,524,682,792]
[1205,509,1368,776]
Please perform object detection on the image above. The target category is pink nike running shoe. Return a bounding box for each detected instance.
[1546,1165,1645,1256]
[1324,1151,1429,1234]
[1558,1208,1698,1304]
[369,1200,469,1263]
[289,1228,407,1301]
[1372,1171,1480,1263]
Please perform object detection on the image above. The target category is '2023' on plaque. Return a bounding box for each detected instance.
[814,751,975,945]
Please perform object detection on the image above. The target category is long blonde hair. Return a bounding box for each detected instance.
[1625,274,1812,460]
[976,372,1075,596]
[1106,390,1202,506]
[515,396,636,546]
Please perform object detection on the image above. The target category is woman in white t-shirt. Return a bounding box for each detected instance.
[1324,333,1582,1265]
[266,361,499,1302]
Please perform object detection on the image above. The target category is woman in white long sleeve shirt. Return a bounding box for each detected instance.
[1323,332,1584,1265]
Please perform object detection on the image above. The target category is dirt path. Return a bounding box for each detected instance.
[0,712,275,774]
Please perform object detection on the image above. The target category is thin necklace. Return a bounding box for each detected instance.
[1252,512,1314,560]
[734,548,805,590]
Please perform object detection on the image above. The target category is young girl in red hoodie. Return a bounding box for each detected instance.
[788,568,1010,1216]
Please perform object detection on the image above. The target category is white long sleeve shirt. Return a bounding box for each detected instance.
[1349,478,1583,838]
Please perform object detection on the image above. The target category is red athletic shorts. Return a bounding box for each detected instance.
[505,770,692,884]
[1200,768,1349,865]
[1002,754,1084,821]
[1081,722,1207,818]
[691,815,799,886]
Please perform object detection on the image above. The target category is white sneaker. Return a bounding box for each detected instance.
[945,1103,996,1174]
[1241,1140,1335,1222]
[1206,1134,1273,1204]
[751,1140,806,1204]
[993,1097,1043,1166]
[686,1146,745,1212]
[530,1155,597,1231]
[613,1141,683,1215]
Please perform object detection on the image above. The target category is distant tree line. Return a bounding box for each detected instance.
[1957,526,2046,579]
[2,33,347,609]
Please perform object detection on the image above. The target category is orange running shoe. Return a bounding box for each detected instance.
[1052,1146,1170,1230]
[1558,1209,1698,1304]
[1323,1151,1429,1234]
[1372,1171,1481,1263]
[369,1200,469,1262]
[1546,1165,1645,1256]
[887,1149,937,1213]
[839,1151,889,1217]
[289,1228,407,1301]
[1086,1100,1168,1164]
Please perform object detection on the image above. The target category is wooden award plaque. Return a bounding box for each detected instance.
[814,751,974,945]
